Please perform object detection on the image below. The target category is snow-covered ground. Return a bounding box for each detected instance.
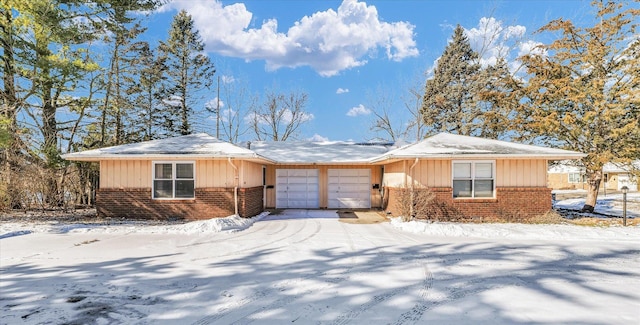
[553,190,640,218]
[1,199,640,324]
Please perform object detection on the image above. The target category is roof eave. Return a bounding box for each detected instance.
[370,153,586,163]
[62,153,276,163]
[272,160,375,165]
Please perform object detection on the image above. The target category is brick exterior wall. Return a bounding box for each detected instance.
[384,186,552,220]
[239,186,265,218]
[97,186,264,220]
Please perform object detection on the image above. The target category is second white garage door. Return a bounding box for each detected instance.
[276,169,319,208]
[328,169,371,209]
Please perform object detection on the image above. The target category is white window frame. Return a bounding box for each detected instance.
[452,160,496,199]
[152,161,196,200]
[568,173,583,183]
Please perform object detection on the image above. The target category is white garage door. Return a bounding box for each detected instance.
[276,169,319,208]
[328,169,371,209]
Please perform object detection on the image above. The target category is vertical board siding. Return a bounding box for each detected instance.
[386,159,546,189]
[382,161,405,187]
[496,159,547,187]
[242,161,264,188]
[401,160,452,188]
[197,160,237,188]
[101,160,262,189]
[100,160,150,188]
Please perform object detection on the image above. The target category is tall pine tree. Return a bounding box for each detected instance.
[159,10,215,136]
[421,25,482,136]
[129,42,166,141]
[96,0,159,146]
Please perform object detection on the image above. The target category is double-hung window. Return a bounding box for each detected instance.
[153,162,195,199]
[568,173,583,183]
[452,161,495,198]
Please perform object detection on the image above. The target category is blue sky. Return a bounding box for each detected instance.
[142,0,596,142]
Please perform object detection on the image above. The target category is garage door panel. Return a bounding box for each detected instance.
[287,170,308,177]
[338,184,368,192]
[287,183,311,191]
[276,169,319,209]
[328,169,371,209]
[288,191,313,199]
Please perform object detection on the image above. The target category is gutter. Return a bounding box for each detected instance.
[228,157,239,216]
[408,158,419,218]
[369,153,586,163]
[61,153,277,163]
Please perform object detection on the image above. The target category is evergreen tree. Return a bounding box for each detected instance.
[129,42,167,141]
[518,0,639,212]
[1,0,100,206]
[475,57,521,140]
[95,0,159,146]
[421,25,482,136]
[159,10,216,136]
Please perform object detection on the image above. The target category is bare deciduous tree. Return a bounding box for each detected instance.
[210,76,256,143]
[368,76,427,142]
[248,90,312,141]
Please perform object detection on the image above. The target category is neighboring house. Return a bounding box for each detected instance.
[548,161,639,191]
[63,133,584,220]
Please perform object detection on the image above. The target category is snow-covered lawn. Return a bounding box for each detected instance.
[553,190,640,218]
[1,207,639,324]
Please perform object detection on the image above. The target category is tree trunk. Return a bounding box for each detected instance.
[582,168,602,213]
[1,8,20,209]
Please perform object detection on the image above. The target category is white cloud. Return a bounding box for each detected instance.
[518,40,547,57]
[205,98,224,111]
[221,75,235,84]
[209,108,238,123]
[162,0,418,77]
[336,88,350,94]
[308,134,329,142]
[346,104,371,117]
[465,17,527,67]
[163,95,183,107]
[283,109,314,123]
[244,109,315,125]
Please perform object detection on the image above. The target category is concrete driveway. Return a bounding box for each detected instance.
[1,209,639,324]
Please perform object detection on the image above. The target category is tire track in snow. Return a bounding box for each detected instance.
[376,223,437,324]
[190,219,312,261]
[191,286,276,325]
[178,220,272,248]
[225,217,355,324]
[327,224,434,325]
[225,269,351,325]
[193,264,356,323]
[390,260,434,325]
[291,219,321,244]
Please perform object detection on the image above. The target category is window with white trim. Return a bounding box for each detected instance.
[452,161,495,198]
[568,173,583,183]
[153,162,195,199]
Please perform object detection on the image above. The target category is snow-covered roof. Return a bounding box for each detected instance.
[548,163,584,173]
[63,132,585,163]
[371,133,585,162]
[247,141,390,164]
[604,161,640,173]
[549,160,640,173]
[62,133,272,162]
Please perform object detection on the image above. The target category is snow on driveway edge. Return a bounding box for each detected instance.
[390,217,640,241]
[0,212,270,238]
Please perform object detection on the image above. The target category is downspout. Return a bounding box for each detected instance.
[409,158,419,218]
[228,157,239,216]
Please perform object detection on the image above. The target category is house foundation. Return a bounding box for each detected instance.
[384,187,552,220]
[96,186,264,220]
